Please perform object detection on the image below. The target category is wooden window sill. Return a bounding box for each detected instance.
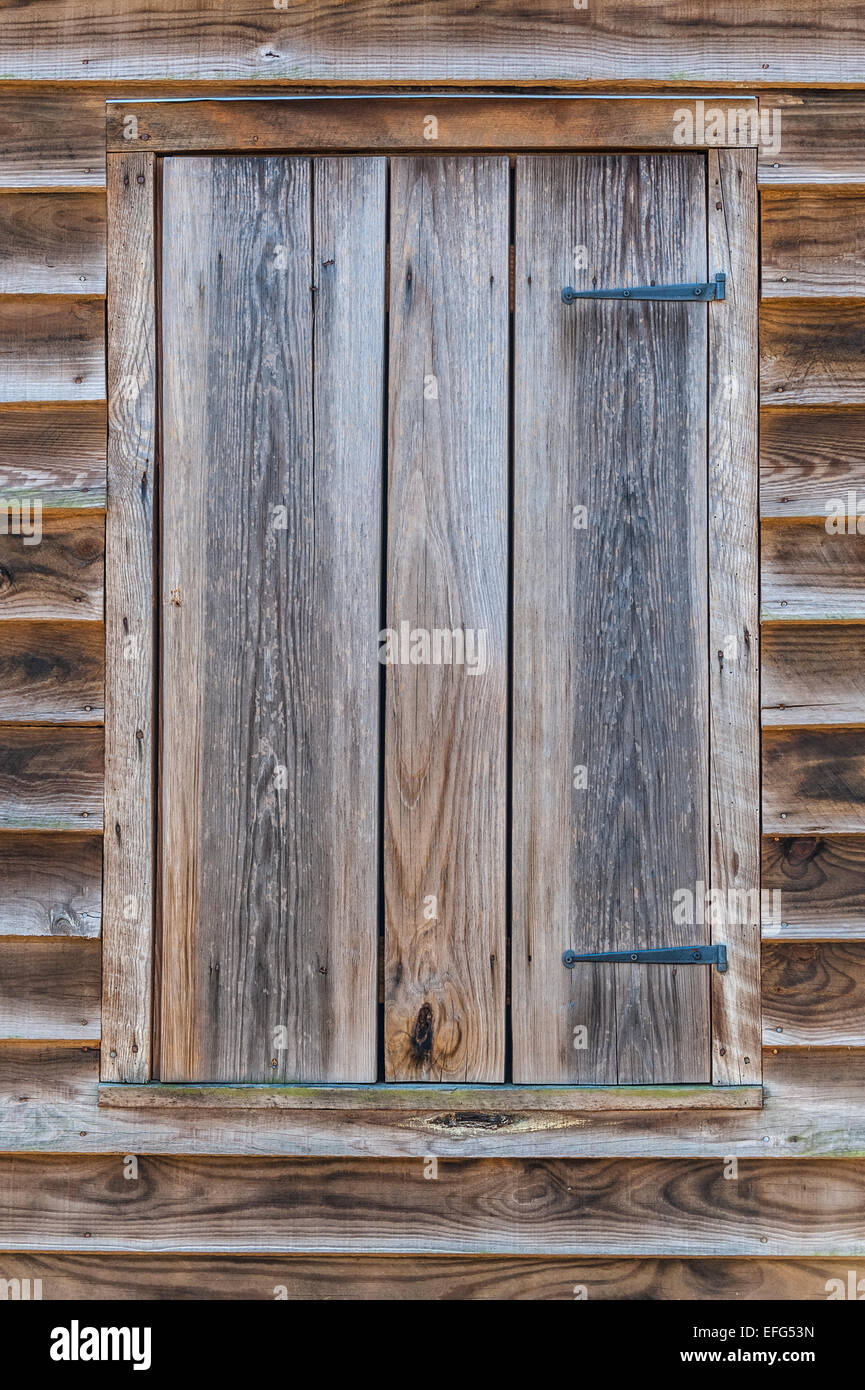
[98,1083,763,1113]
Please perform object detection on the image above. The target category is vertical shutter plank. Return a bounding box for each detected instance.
[160,156,384,1082]
[512,154,710,1084]
[384,157,508,1082]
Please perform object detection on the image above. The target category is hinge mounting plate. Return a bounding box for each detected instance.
[562,272,726,303]
[562,944,728,973]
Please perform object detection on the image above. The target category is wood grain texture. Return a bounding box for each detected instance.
[0,295,104,403]
[4,1044,865,1158]
[0,92,105,189]
[0,1251,856,1301]
[106,96,758,154]
[764,728,865,835]
[102,151,155,1084]
[763,835,865,940]
[0,726,102,829]
[0,6,862,81]
[708,148,760,1087]
[0,620,103,722]
[0,832,101,936]
[2,1153,865,1255]
[0,515,103,620]
[762,520,865,620]
[759,94,865,185]
[0,192,106,294]
[763,942,865,1047]
[0,403,106,511]
[100,1083,761,1113]
[160,156,383,1083]
[761,301,865,407]
[0,939,99,1040]
[763,624,865,727]
[762,191,865,298]
[512,154,709,1085]
[761,407,865,519]
[385,156,507,1083]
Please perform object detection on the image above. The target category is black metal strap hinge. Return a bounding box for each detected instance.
[562,272,726,304]
[562,945,728,973]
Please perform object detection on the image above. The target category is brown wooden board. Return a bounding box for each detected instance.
[761,301,865,407]
[0,620,103,722]
[0,726,103,830]
[762,520,865,621]
[762,191,865,298]
[3,1043,865,1159]
[759,94,865,186]
[761,407,865,519]
[0,296,104,403]
[0,938,99,1040]
[106,97,758,154]
[0,515,103,620]
[0,92,106,189]
[763,942,865,1047]
[0,832,101,937]
[2,1153,865,1255]
[763,624,865,727]
[101,151,155,1084]
[159,155,384,1083]
[0,403,106,512]
[0,192,106,294]
[384,156,508,1083]
[512,153,710,1085]
[0,1251,859,1301]
[763,835,865,941]
[764,728,865,836]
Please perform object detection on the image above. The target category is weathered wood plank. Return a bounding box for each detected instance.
[763,942,865,1047]
[708,147,760,1088]
[0,192,105,294]
[0,939,99,1040]
[763,624,865,727]
[0,403,106,511]
[0,620,102,723]
[762,520,865,621]
[99,1083,761,1113]
[160,156,384,1082]
[0,515,103,620]
[0,296,104,403]
[761,301,865,407]
[513,154,709,1085]
[2,1152,865,1255]
[101,151,155,1084]
[0,726,102,830]
[763,835,865,940]
[759,94,865,186]
[761,407,865,519]
[764,728,865,835]
[762,191,865,298]
[0,832,101,937]
[106,96,758,154]
[0,1251,855,1301]
[2,1044,865,1158]
[0,92,105,190]
[0,7,862,81]
[385,157,508,1083]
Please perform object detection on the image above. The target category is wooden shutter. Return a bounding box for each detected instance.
[512,154,743,1085]
[159,156,385,1082]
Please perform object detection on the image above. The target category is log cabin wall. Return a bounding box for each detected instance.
[1,5,865,1299]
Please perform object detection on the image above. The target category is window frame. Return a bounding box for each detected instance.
[101,95,761,1111]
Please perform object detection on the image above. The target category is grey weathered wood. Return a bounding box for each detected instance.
[160,156,384,1082]
[512,154,709,1084]
[708,148,761,1087]
[0,403,106,511]
[101,151,155,1083]
[762,520,865,621]
[0,192,106,294]
[761,190,865,298]
[99,1082,761,1112]
[763,624,865,727]
[384,157,508,1082]
[0,938,99,1040]
[0,832,101,936]
[761,407,865,519]
[0,295,104,403]
[0,726,103,830]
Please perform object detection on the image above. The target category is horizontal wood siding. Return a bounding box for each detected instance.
[0,192,106,294]
[0,832,101,936]
[0,296,105,403]
[0,939,100,1040]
